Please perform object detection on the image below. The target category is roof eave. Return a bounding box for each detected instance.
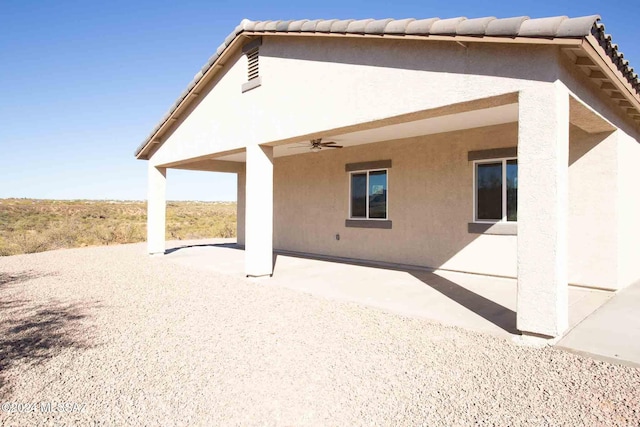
[134,33,587,160]
[580,35,640,116]
[135,15,640,159]
[135,22,252,160]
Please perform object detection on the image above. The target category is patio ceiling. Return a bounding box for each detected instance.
[162,91,614,171]
[215,103,519,162]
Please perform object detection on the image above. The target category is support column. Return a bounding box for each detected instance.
[517,82,569,338]
[245,145,273,277]
[147,164,166,255]
[236,165,246,247]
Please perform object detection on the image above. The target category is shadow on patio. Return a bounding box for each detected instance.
[273,251,519,336]
[408,270,518,334]
[162,239,610,339]
[165,242,242,255]
[163,241,521,336]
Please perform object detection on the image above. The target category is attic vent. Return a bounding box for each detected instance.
[246,47,259,80]
[241,37,263,93]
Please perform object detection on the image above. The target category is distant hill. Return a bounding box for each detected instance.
[0,199,237,256]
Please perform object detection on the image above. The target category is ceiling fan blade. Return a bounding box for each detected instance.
[288,142,312,149]
[320,141,338,146]
[325,145,343,148]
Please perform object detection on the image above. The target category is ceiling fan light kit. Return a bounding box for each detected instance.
[310,138,343,152]
[286,138,344,152]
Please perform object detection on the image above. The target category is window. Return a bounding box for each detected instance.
[474,158,517,222]
[350,170,388,220]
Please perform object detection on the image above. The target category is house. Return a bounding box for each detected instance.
[134,15,640,339]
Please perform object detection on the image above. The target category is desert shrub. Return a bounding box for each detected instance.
[93,225,118,246]
[10,231,50,254]
[115,223,145,244]
[217,222,236,239]
[46,220,83,249]
[0,236,15,256]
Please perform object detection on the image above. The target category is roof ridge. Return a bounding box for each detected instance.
[239,15,599,37]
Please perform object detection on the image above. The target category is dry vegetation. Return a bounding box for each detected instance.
[0,199,237,256]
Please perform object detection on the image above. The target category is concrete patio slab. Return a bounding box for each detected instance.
[558,280,640,368]
[161,239,612,340]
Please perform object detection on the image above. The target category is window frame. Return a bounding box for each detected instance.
[348,168,389,221]
[472,157,517,224]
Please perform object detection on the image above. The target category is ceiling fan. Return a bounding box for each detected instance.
[290,138,343,152]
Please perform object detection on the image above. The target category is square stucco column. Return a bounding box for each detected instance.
[517,82,570,338]
[236,166,246,247]
[245,145,273,277]
[147,164,166,255]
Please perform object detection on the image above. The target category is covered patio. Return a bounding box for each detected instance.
[145,89,616,340]
[160,238,612,340]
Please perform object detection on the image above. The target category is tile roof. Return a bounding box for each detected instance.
[135,15,638,157]
[591,21,638,90]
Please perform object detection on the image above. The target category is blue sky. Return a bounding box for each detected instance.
[1,0,638,201]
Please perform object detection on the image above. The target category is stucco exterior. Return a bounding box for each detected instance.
[139,25,640,337]
[273,123,518,277]
[618,131,640,288]
[268,118,630,290]
[149,37,560,167]
[568,127,618,289]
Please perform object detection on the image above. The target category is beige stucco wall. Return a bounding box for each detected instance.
[617,130,640,288]
[566,124,640,291]
[146,34,640,289]
[274,123,518,277]
[568,127,619,289]
[150,37,560,167]
[558,50,640,290]
[271,121,631,287]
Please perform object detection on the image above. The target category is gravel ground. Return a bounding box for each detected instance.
[0,242,639,426]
